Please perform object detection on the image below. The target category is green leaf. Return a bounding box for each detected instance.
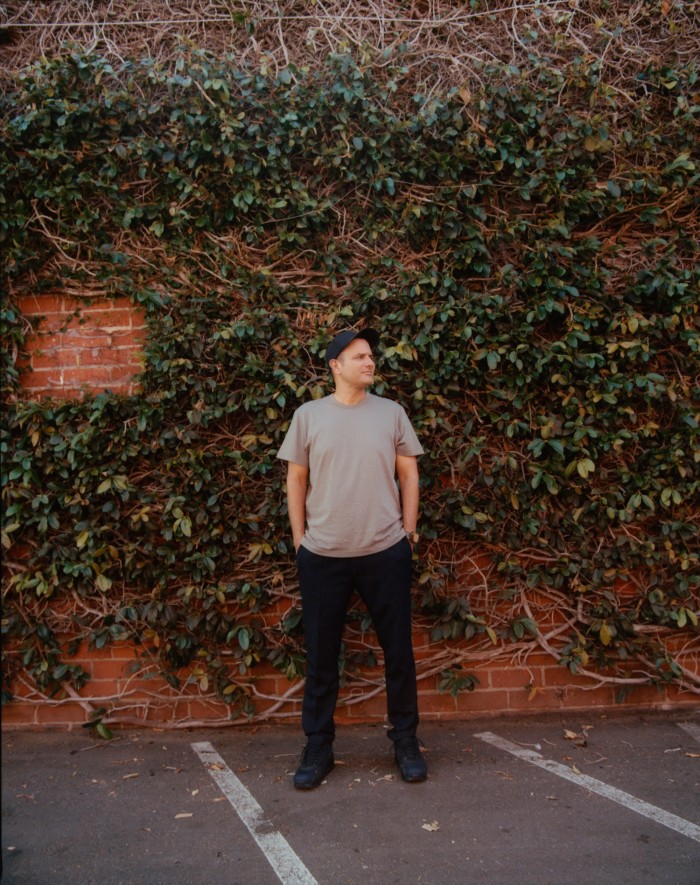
[521,618,538,637]
[576,458,595,479]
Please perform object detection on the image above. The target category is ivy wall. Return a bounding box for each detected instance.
[1,44,698,730]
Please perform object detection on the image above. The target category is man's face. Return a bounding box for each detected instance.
[332,337,376,387]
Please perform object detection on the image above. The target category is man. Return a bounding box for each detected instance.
[276,327,427,789]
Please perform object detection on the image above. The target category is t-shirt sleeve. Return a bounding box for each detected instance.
[276,410,309,466]
[396,406,424,457]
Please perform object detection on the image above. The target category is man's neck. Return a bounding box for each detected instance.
[333,385,368,406]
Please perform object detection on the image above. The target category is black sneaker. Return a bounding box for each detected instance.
[293,742,334,789]
[394,737,428,783]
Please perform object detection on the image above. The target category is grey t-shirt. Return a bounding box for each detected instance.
[276,393,424,557]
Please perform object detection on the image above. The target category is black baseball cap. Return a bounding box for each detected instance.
[325,328,380,366]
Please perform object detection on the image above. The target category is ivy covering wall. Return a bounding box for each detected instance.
[1,36,698,724]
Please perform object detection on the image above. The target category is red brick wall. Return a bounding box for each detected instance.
[2,629,697,731]
[4,297,698,730]
[16,294,146,398]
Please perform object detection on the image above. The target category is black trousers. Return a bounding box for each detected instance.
[296,537,419,745]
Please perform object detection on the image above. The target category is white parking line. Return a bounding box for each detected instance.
[191,741,318,885]
[474,731,700,844]
[678,721,700,744]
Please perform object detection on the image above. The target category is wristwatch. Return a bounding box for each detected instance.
[405,531,420,545]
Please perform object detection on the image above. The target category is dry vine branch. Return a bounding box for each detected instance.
[2,0,699,110]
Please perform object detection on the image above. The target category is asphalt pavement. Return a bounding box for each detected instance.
[2,710,699,885]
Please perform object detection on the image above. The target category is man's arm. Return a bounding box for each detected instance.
[286,461,309,552]
[396,454,419,535]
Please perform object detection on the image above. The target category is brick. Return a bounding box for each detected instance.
[336,708,377,725]
[109,366,141,381]
[23,366,64,385]
[30,350,78,370]
[57,367,139,392]
[61,331,114,347]
[157,701,189,722]
[79,680,121,698]
[262,599,296,620]
[80,309,134,328]
[340,694,387,719]
[71,647,110,666]
[417,690,457,715]
[454,688,510,713]
[488,667,535,689]
[104,679,156,699]
[78,298,122,314]
[187,699,228,721]
[518,650,555,668]
[412,633,434,655]
[33,315,74,332]
[77,347,142,367]
[59,366,114,385]
[458,552,493,572]
[539,664,602,688]
[110,644,141,661]
[16,295,65,315]
[253,675,289,697]
[86,657,129,681]
[33,702,90,727]
[0,700,39,727]
[24,334,57,351]
[557,686,619,708]
[504,687,567,712]
[129,324,148,342]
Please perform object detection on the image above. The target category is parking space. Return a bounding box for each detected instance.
[2,712,699,884]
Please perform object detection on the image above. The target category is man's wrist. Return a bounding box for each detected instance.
[405,530,419,545]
